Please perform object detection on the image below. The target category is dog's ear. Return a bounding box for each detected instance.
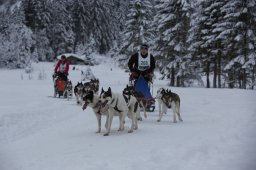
[166,89,171,94]
[101,87,104,94]
[107,87,111,93]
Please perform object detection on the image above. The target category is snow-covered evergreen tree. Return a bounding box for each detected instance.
[154,0,190,87]
[71,0,90,52]
[202,0,228,88]
[47,0,74,59]
[0,3,34,68]
[88,0,117,54]
[222,0,256,89]
[120,0,154,55]
[187,0,217,88]
[22,0,50,31]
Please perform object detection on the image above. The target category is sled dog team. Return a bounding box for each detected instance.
[74,79,183,136]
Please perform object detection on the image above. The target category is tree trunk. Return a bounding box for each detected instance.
[213,58,217,88]
[206,61,210,88]
[170,68,175,86]
[228,69,234,88]
[217,53,221,88]
[242,69,246,89]
[238,69,242,88]
[252,66,255,90]
[177,76,180,87]
[73,39,78,53]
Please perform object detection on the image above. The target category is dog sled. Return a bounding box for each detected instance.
[130,76,155,112]
[53,72,69,98]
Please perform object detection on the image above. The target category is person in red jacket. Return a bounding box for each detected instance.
[54,55,69,81]
[128,44,155,83]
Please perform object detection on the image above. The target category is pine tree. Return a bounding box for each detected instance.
[204,0,228,88]
[154,0,189,87]
[222,0,256,89]
[71,0,90,52]
[22,0,50,31]
[0,4,34,68]
[89,0,116,54]
[47,0,74,58]
[120,0,154,55]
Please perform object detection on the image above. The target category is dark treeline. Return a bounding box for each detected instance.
[0,0,255,89]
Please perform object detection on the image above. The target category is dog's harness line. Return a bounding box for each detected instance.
[93,102,102,114]
[110,96,123,113]
[123,94,130,105]
[135,97,159,100]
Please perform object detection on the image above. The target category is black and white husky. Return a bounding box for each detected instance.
[123,84,147,119]
[156,88,183,123]
[82,91,109,134]
[100,87,137,136]
[122,92,139,130]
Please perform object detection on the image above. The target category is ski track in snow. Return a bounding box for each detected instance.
[0,56,256,170]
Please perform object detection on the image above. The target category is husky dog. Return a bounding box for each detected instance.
[64,80,73,100]
[100,87,134,136]
[157,88,183,123]
[123,84,147,119]
[156,88,167,115]
[82,91,109,133]
[122,92,139,131]
[83,79,99,95]
[89,79,99,94]
[74,82,84,104]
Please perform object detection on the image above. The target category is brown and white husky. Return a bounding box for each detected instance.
[156,88,183,123]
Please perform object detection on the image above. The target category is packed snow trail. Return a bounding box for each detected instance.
[0,57,256,170]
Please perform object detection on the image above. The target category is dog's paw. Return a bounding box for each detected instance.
[118,127,124,131]
[137,117,142,121]
[128,129,133,133]
[157,119,161,122]
[144,113,147,118]
[179,118,183,122]
[96,130,101,133]
[103,133,109,136]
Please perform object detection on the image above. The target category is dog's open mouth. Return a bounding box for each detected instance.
[82,102,88,110]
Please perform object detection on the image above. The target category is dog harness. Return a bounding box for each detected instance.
[110,96,123,113]
[123,94,139,113]
[92,101,108,115]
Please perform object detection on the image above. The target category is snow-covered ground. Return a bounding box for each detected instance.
[0,56,256,170]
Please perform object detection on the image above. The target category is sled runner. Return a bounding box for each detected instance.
[133,76,155,112]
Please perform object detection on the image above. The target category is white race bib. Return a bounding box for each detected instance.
[138,52,150,71]
[59,63,66,73]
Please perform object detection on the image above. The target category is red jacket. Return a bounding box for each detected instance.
[54,60,69,74]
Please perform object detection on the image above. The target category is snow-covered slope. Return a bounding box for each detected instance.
[0,56,256,170]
